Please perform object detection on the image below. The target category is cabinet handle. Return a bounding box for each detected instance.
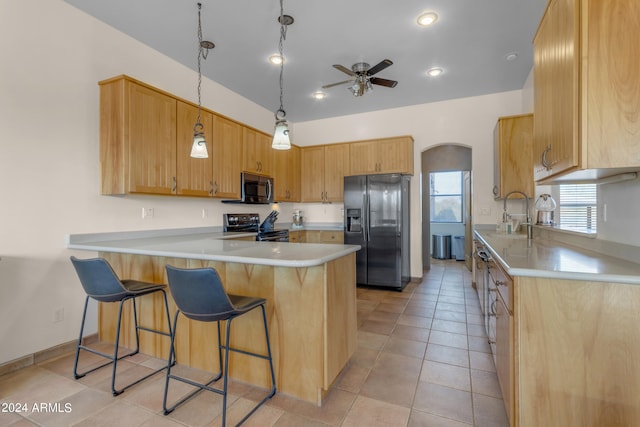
[488,338,496,345]
[493,185,499,196]
[496,280,504,287]
[489,300,497,316]
[209,181,214,195]
[172,177,177,192]
[542,145,553,170]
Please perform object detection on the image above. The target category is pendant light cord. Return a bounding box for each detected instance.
[196,2,206,129]
[276,0,287,120]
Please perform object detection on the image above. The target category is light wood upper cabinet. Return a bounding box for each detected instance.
[100,76,177,195]
[493,114,533,200]
[533,0,640,183]
[176,101,213,197]
[300,144,350,203]
[273,145,300,202]
[324,144,350,202]
[212,115,243,199]
[349,136,414,175]
[243,127,273,176]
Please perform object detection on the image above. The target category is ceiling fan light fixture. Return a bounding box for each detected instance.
[417,12,438,27]
[427,67,443,77]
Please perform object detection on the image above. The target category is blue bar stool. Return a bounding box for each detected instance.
[70,256,174,396]
[163,265,276,426]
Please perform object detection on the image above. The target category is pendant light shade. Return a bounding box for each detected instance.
[272,0,293,150]
[272,117,291,150]
[190,2,213,159]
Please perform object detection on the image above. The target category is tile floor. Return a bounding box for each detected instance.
[0,259,508,426]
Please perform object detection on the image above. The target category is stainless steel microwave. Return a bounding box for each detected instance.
[223,172,273,204]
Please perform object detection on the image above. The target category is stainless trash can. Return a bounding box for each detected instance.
[432,234,451,259]
[453,235,465,261]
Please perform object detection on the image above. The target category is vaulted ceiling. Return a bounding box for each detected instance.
[64,0,547,122]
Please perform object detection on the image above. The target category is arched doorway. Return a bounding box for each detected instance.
[421,144,472,271]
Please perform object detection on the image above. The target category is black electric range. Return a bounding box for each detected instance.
[223,213,289,242]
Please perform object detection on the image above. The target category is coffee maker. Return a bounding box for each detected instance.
[535,194,556,225]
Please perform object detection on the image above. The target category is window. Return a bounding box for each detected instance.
[430,171,462,223]
[555,184,598,232]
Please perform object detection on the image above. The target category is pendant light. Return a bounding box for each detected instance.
[272,0,293,150]
[190,2,214,158]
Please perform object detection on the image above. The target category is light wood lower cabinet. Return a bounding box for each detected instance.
[488,265,640,426]
[305,230,343,244]
[98,251,357,405]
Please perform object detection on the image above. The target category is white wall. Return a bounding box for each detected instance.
[293,90,528,277]
[0,0,277,365]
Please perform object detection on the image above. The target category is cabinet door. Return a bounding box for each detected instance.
[176,101,213,197]
[378,137,414,174]
[324,144,350,202]
[212,115,243,198]
[493,114,533,199]
[273,145,300,202]
[243,127,273,176]
[533,0,579,181]
[495,294,513,425]
[584,0,640,169]
[128,82,177,194]
[289,145,301,201]
[300,146,325,202]
[349,140,379,175]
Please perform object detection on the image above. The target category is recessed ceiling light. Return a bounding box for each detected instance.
[505,52,519,61]
[312,91,326,100]
[427,67,443,77]
[269,54,283,65]
[417,12,438,27]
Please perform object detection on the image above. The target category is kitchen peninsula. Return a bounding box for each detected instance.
[473,226,640,427]
[67,227,360,405]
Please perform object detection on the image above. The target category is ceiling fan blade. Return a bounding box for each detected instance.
[332,64,355,76]
[367,59,393,76]
[322,79,353,89]
[370,77,398,88]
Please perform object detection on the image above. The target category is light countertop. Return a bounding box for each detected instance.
[67,227,359,268]
[474,227,640,284]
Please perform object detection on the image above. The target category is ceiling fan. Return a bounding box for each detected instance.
[322,59,398,97]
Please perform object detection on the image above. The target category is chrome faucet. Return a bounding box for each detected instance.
[503,190,533,240]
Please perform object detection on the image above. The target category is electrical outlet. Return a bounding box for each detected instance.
[202,208,209,219]
[142,208,154,219]
[53,307,64,323]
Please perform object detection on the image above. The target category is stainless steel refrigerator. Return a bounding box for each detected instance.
[344,174,410,290]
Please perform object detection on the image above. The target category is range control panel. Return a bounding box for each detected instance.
[223,213,260,232]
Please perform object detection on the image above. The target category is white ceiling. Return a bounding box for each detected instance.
[63,0,548,123]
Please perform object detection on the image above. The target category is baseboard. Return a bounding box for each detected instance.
[0,334,98,377]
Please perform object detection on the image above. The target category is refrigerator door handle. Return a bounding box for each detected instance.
[364,193,370,242]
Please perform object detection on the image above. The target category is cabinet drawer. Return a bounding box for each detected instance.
[489,262,513,313]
